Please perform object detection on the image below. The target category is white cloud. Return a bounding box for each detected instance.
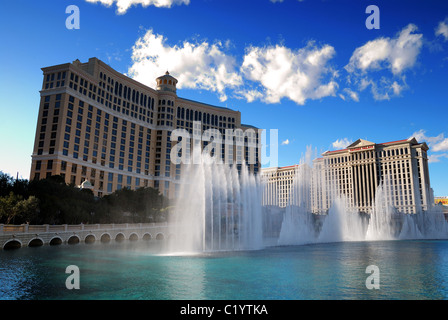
[281,139,290,145]
[239,42,338,105]
[411,129,448,152]
[128,29,242,102]
[436,18,448,41]
[346,24,423,75]
[345,24,423,101]
[85,0,189,14]
[428,153,448,163]
[332,138,352,150]
[342,88,359,102]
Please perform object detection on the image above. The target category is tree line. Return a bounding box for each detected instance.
[0,172,170,225]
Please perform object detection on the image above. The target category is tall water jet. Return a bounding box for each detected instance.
[407,205,448,239]
[318,196,367,243]
[168,152,263,254]
[277,149,318,245]
[366,177,400,240]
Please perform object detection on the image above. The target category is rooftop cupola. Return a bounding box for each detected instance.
[156,71,178,95]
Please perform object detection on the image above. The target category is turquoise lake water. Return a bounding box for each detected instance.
[1,240,448,300]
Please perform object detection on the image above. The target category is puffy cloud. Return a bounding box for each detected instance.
[281,139,290,145]
[85,0,189,14]
[435,18,448,41]
[411,129,448,152]
[346,24,423,75]
[128,29,242,102]
[332,138,352,150]
[239,42,338,105]
[345,24,423,101]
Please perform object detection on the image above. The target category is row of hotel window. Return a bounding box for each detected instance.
[38,94,153,176]
[45,70,238,130]
[43,70,156,123]
[63,97,153,175]
[38,93,258,174]
[326,148,424,165]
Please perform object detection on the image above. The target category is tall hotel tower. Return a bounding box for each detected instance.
[30,58,260,198]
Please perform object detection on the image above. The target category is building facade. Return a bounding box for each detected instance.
[262,138,433,215]
[261,165,299,208]
[313,138,433,214]
[30,58,260,198]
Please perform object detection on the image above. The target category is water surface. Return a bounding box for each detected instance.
[1,240,448,300]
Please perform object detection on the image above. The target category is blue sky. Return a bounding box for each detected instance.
[0,0,448,196]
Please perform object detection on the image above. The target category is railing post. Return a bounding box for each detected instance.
[0,224,3,233]
[81,223,84,231]
[63,224,68,232]
[23,223,29,233]
[44,224,49,233]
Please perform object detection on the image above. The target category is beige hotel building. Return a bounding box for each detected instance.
[313,138,433,214]
[262,138,433,214]
[261,165,299,208]
[30,58,260,198]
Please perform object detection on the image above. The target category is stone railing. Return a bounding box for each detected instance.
[0,222,168,234]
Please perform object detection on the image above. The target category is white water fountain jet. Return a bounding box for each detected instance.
[365,177,399,241]
[278,204,317,245]
[168,142,448,253]
[404,204,448,239]
[168,152,263,254]
[277,147,320,245]
[317,196,367,243]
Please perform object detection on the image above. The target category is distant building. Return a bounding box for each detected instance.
[30,58,260,198]
[313,138,433,214]
[263,138,434,215]
[261,165,299,208]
